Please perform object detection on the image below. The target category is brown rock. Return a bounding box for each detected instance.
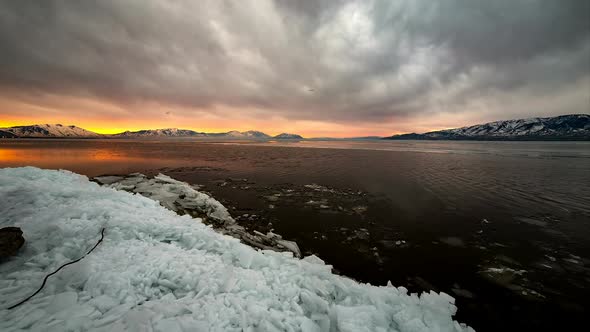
[0,227,25,258]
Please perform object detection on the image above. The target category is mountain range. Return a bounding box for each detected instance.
[0,124,100,138]
[112,129,303,139]
[384,114,589,141]
[0,124,304,140]
[1,114,588,140]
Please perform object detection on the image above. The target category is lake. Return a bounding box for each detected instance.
[1,138,589,331]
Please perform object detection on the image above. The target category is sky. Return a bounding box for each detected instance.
[0,1,589,137]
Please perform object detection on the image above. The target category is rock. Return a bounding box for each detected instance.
[0,227,25,258]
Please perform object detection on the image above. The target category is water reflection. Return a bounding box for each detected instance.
[0,142,188,175]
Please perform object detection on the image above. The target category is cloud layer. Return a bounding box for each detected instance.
[0,0,588,133]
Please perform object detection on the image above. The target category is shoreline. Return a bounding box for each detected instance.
[0,167,474,331]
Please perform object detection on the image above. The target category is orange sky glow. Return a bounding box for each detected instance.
[0,94,469,138]
[0,113,457,138]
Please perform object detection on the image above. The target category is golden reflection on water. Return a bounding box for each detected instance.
[0,147,131,163]
[0,145,162,176]
[0,148,18,161]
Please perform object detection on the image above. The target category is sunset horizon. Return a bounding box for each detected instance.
[2,112,586,138]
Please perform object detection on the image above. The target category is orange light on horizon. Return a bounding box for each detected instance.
[1,119,429,138]
[0,102,458,138]
[1,94,424,137]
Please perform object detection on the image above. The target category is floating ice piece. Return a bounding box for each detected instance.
[479,265,528,290]
[439,237,465,247]
[304,184,327,191]
[515,217,548,227]
[352,206,368,214]
[451,287,475,299]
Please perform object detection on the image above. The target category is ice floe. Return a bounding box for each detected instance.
[439,237,465,247]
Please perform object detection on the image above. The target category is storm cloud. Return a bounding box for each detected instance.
[0,0,588,128]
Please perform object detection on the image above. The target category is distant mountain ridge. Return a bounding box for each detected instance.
[3,115,588,140]
[0,125,303,139]
[0,124,100,138]
[112,128,298,139]
[205,130,272,139]
[273,133,303,139]
[0,130,18,138]
[113,128,207,137]
[384,114,590,141]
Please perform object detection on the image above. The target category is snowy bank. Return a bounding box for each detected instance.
[0,167,473,331]
[93,173,301,257]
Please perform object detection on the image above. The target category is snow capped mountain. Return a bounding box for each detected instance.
[112,128,273,139]
[1,125,240,139]
[274,133,303,139]
[112,128,206,137]
[0,129,18,138]
[242,130,271,138]
[0,125,292,139]
[0,124,100,137]
[207,130,271,139]
[224,130,244,137]
[385,114,590,140]
[437,114,590,138]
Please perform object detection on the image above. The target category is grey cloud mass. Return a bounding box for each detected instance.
[0,0,588,124]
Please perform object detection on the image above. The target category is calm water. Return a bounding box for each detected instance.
[1,139,589,331]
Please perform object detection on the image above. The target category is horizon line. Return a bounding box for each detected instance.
[2,113,587,138]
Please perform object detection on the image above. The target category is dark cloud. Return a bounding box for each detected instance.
[0,0,588,124]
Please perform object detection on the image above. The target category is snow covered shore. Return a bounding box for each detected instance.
[0,167,473,331]
[92,173,302,258]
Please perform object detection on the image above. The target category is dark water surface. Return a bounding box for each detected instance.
[1,139,589,331]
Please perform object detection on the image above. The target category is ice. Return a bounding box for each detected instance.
[300,318,322,332]
[91,175,124,185]
[94,172,303,257]
[96,173,234,223]
[515,217,548,227]
[439,237,465,247]
[88,294,119,313]
[0,167,473,331]
[45,291,78,314]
